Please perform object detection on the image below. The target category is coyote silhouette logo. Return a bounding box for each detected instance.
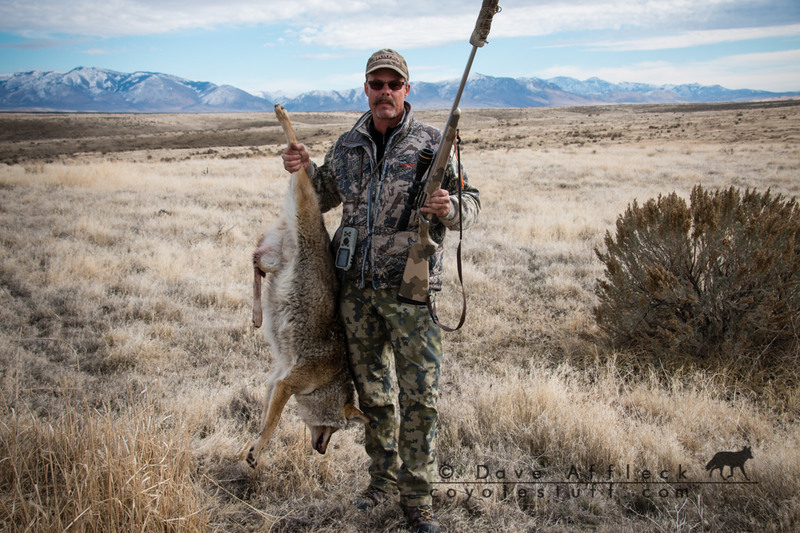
[705,446,753,480]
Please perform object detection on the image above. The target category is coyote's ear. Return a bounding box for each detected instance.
[344,403,369,424]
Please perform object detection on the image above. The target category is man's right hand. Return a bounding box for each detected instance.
[282,142,311,173]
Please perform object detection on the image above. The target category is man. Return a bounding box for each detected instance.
[282,49,480,533]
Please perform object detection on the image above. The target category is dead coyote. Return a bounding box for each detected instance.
[245,105,366,468]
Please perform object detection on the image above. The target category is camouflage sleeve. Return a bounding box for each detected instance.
[440,155,480,231]
[307,143,343,213]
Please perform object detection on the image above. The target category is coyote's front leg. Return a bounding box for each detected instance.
[244,378,294,468]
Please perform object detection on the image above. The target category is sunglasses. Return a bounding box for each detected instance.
[367,79,407,91]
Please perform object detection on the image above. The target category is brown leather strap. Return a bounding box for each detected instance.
[427,240,466,331]
[427,131,467,332]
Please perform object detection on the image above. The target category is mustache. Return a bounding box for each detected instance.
[374,97,395,106]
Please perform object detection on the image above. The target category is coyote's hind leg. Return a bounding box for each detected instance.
[253,223,286,274]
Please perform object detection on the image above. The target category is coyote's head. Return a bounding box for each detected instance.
[294,372,368,454]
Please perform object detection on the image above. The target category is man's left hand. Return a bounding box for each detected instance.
[421,188,452,218]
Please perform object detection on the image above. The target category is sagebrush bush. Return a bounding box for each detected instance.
[595,185,800,372]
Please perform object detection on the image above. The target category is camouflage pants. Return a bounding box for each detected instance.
[340,284,443,507]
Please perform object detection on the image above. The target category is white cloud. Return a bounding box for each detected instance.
[297,14,474,50]
[591,24,800,51]
[83,48,114,55]
[288,1,720,50]
[0,0,362,37]
[2,0,789,48]
[265,1,800,51]
[0,37,92,50]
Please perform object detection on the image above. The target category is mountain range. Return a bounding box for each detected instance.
[1,67,797,113]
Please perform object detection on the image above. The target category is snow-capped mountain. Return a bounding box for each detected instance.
[0,67,272,112]
[543,76,788,105]
[1,67,797,113]
[270,88,367,112]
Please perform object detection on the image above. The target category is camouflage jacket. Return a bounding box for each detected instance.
[308,102,480,291]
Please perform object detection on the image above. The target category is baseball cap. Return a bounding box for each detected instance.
[365,49,409,80]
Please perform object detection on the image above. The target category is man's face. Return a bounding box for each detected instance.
[364,68,410,123]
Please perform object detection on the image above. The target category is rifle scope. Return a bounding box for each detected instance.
[397,147,435,231]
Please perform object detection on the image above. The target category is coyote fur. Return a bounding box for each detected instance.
[705,446,753,480]
[244,105,366,468]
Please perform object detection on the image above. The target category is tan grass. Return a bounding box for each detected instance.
[1,102,799,532]
[0,386,208,531]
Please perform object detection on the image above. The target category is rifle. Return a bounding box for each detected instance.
[397,0,501,322]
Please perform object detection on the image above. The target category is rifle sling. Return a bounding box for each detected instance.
[427,131,467,332]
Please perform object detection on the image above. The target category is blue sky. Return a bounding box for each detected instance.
[1,0,799,95]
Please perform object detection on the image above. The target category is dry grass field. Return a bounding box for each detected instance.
[1,100,799,532]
